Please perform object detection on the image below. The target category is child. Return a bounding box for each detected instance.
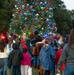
[55,43,65,75]
[8,43,23,75]
[21,48,32,75]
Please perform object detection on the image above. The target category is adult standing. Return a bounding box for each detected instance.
[31,31,42,68]
[6,36,13,75]
[0,39,8,75]
[57,29,74,75]
[40,37,55,75]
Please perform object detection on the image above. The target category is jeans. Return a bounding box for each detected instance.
[33,55,40,66]
[0,69,3,75]
[64,65,74,75]
[4,58,7,75]
[51,62,55,75]
[0,58,7,75]
[12,65,21,75]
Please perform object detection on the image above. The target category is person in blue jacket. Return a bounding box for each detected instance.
[40,36,55,75]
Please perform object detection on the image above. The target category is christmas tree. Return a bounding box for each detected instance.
[9,0,57,36]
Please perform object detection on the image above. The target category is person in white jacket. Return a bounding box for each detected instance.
[6,36,13,75]
[0,36,13,75]
[0,39,8,75]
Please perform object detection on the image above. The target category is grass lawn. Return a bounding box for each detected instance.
[32,67,62,75]
[32,67,39,75]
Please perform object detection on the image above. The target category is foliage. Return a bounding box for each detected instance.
[9,0,57,36]
[68,10,74,28]
[0,0,15,33]
[51,0,72,35]
[0,0,74,35]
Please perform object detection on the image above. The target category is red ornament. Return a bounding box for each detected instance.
[20,6,22,9]
[18,10,21,14]
[34,3,38,6]
[38,12,41,14]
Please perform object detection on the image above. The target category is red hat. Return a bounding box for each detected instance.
[21,40,25,44]
[22,44,29,50]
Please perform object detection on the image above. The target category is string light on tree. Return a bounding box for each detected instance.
[9,0,57,36]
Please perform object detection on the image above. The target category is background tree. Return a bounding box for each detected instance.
[0,0,73,36]
[0,0,15,33]
[9,0,57,36]
[51,0,72,35]
[68,10,74,28]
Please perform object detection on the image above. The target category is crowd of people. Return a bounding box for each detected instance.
[0,29,74,75]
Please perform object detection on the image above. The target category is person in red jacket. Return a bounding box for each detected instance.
[21,48,32,75]
[21,39,29,50]
[55,43,65,75]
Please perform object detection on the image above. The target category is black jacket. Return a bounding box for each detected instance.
[9,49,23,66]
[8,43,23,67]
[31,35,42,46]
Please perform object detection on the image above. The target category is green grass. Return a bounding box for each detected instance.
[32,67,63,75]
[32,67,39,75]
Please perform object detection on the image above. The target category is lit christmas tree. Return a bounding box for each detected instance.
[9,0,57,36]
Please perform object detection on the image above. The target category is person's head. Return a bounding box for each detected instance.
[60,43,65,49]
[12,43,19,50]
[10,33,13,37]
[34,30,39,36]
[22,48,28,53]
[13,34,17,40]
[28,32,35,40]
[45,36,52,44]
[21,39,25,45]
[68,29,74,47]
[8,36,13,45]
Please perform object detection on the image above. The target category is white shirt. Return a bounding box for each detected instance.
[0,47,9,58]
[0,44,13,58]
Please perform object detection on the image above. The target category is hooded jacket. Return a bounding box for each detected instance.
[20,39,29,50]
[40,44,55,70]
[8,43,23,66]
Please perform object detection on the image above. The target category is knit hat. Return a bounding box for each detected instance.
[21,39,25,44]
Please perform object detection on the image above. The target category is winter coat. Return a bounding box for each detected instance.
[9,49,23,66]
[31,35,42,46]
[21,52,31,66]
[58,44,74,69]
[8,43,23,66]
[40,44,55,70]
[20,39,29,50]
[55,49,65,70]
